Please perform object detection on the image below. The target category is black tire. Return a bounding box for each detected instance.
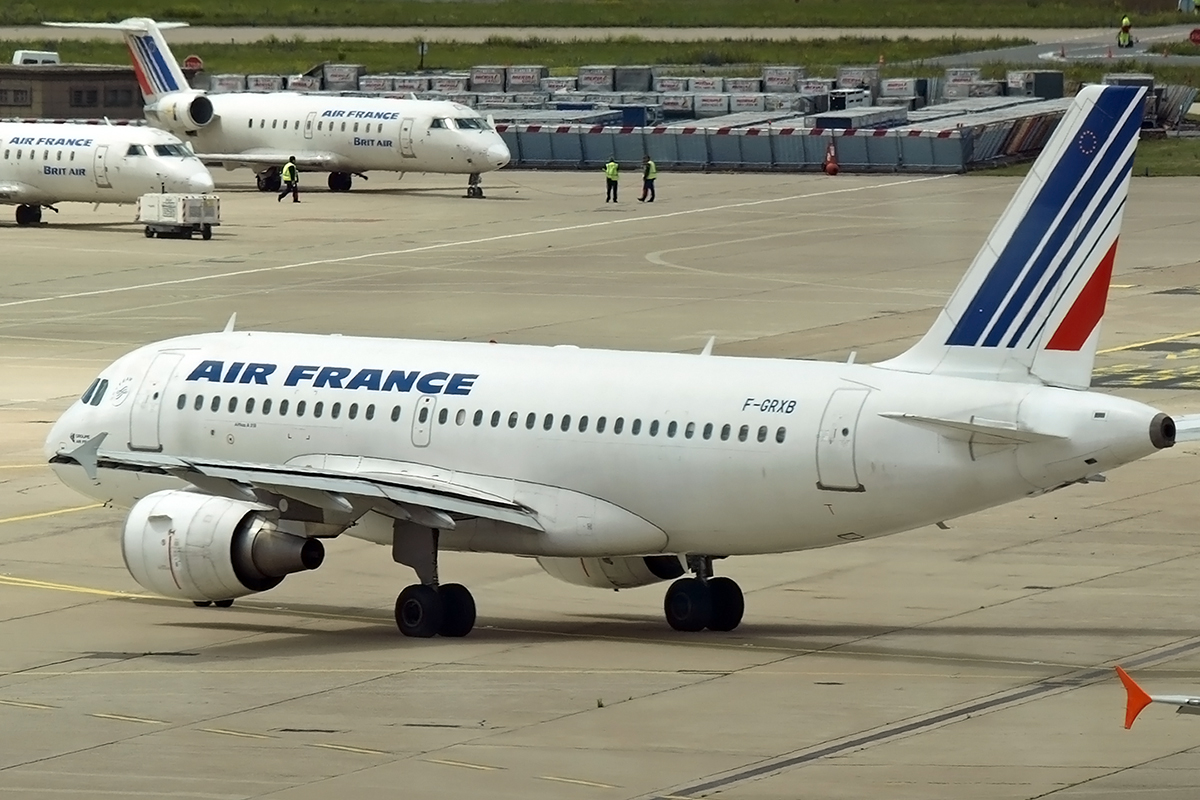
[438,583,476,637]
[395,584,443,638]
[201,224,212,240]
[144,227,154,238]
[266,174,282,193]
[214,599,234,608]
[664,577,712,632]
[193,600,212,607]
[15,205,30,226]
[706,577,745,632]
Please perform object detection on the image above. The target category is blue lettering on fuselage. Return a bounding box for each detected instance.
[320,109,400,120]
[185,360,477,395]
[45,166,87,176]
[7,137,93,147]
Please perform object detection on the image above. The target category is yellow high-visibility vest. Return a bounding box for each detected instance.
[645,160,658,180]
[282,163,297,181]
[605,161,619,180]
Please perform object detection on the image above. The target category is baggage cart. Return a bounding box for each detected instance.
[138,194,221,240]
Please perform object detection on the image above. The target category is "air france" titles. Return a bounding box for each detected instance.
[185,360,478,395]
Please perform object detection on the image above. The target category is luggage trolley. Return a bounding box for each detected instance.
[138,193,221,240]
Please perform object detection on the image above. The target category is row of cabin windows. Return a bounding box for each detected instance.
[3,148,77,161]
[246,118,386,134]
[177,393,786,444]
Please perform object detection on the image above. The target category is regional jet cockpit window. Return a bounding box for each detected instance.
[153,144,191,157]
[126,145,145,156]
[454,118,487,130]
[429,118,448,129]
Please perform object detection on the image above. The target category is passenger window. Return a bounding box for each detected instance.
[438,408,448,424]
[15,149,21,158]
[296,400,307,417]
[720,424,731,441]
[451,409,463,425]
[43,149,48,159]
[331,402,340,419]
[314,401,323,418]
[703,423,713,440]
[631,419,642,435]
[90,380,108,405]
[525,413,536,430]
[757,425,768,443]
[419,407,429,423]
[260,119,265,128]
[262,398,273,414]
[473,410,483,426]
[776,427,787,443]
[668,421,678,438]
[70,151,75,161]
[3,149,8,159]
[194,395,204,411]
[272,119,277,128]
[246,397,256,414]
[579,415,588,432]
[318,121,323,130]
[279,399,289,415]
[596,416,606,433]
[210,396,221,412]
[349,403,359,419]
[614,417,624,434]
[248,119,253,128]
[391,405,401,422]
[543,414,554,431]
[282,120,288,129]
[294,120,299,129]
[507,412,518,428]
[366,404,375,420]
[227,397,238,413]
[685,422,695,439]
[341,122,346,131]
[560,414,571,432]
[649,420,659,437]
[491,410,500,427]
[353,122,359,132]
[56,151,62,160]
[176,393,186,410]
[738,425,749,442]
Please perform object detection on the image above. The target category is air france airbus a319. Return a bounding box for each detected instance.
[46,18,511,196]
[1,122,212,225]
[44,85,1200,639]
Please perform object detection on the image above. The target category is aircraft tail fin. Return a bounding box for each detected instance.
[1116,666,1154,729]
[878,85,1147,390]
[45,18,190,103]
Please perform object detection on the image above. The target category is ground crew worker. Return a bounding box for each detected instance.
[278,156,299,203]
[638,155,657,203]
[1118,14,1133,47]
[604,156,619,203]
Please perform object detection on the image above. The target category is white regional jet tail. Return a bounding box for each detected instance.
[881,85,1147,390]
[45,18,189,103]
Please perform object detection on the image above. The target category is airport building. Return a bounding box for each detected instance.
[0,64,142,120]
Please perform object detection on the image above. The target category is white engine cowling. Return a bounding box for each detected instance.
[122,489,324,601]
[147,91,214,132]
[537,555,685,589]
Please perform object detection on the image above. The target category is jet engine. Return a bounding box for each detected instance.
[537,555,684,589]
[147,91,214,132]
[122,490,324,601]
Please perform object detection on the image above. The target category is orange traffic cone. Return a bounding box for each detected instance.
[824,141,839,176]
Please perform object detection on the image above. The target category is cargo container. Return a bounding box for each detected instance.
[577,66,616,91]
[358,75,393,93]
[323,64,364,91]
[138,193,220,241]
[762,66,805,93]
[246,74,284,91]
[430,75,470,93]
[507,65,549,90]
[944,67,982,85]
[725,77,763,93]
[540,77,578,93]
[469,66,506,93]
[730,93,767,112]
[799,79,836,95]
[209,74,246,93]
[836,66,879,93]
[286,75,321,91]
[653,76,689,92]
[614,66,653,92]
[392,76,430,92]
[695,93,731,117]
[660,93,695,115]
[689,76,725,93]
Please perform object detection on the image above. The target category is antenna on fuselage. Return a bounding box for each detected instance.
[223,312,236,332]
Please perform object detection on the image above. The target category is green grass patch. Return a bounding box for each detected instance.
[0,0,1188,28]
[978,137,1200,176]
[0,36,1031,75]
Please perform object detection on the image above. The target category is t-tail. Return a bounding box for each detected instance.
[879,85,1147,390]
[45,17,190,104]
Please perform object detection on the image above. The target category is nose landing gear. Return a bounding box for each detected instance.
[663,556,745,632]
[465,172,485,199]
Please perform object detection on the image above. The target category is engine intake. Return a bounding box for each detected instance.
[149,91,214,131]
[537,555,684,589]
[1150,413,1176,450]
[122,489,323,601]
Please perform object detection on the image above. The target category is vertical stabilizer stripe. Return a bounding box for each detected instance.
[125,41,154,97]
[1045,238,1119,351]
[131,36,166,95]
[143,36,180,92]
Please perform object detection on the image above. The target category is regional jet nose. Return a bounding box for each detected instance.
[184,170,215,194]
[488,141,510,169]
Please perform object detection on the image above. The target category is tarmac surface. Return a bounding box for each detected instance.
[2,169,1200,799]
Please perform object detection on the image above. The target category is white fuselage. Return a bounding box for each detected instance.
[0,122,213,206]
[163,93,510,175]
[46,332,1165,559]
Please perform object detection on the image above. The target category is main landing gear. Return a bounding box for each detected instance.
[15,204,42,225]
[391,524,476,638]
[465,172,485,198]
[663,556,744,632]
[256,168,281,193]
[328,171,354,192]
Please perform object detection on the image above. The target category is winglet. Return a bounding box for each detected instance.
[223,312,237,333]
[1117,666,1153,729]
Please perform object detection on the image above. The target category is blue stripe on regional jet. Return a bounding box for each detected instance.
[184,360,478,395]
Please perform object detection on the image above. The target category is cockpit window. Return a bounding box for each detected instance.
[80,379,100,404]
[153,144,190,157]
[429,118,448,129]
[125,145,145,156]
[453,117,487,130]
[89,379,109,406]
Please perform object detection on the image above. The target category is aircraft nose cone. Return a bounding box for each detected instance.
[186,170,215,194]
[487,141,510,169]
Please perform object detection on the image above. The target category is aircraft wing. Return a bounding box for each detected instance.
[1117,666,1200,728]
[1172,414,1200,443]
[52,432,542,533]
[0,181,35,204]
[200,151,341,170]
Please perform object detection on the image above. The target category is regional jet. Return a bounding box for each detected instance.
[46,18,512,196]
[0,121,213,225]
[45,85,1195,639]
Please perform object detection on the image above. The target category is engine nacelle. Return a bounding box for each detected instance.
[122,489,324,601]
[537,555,684,589]
[147,91,214,132]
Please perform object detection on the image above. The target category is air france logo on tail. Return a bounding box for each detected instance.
[127,33,180,96]
[945,87,1144,353]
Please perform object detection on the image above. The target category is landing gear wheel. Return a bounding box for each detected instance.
[706,577,744,631]
[328,171,352,192]
[201,224,212,240]
[257,169,281,193]
[15,204,40,225]
[193,600,212,607]
[664,577,713,632]
[437,583,476,637]
[214,599,234,608]
[144,226,155,238]
[395,584,443,638]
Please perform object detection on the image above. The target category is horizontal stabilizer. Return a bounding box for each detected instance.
[44,20,189,32]
[879,412,1065,445]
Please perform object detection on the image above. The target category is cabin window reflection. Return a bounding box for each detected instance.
[278,399,289,415]
[349,403,358,419]
[90,380,108,405]
[296,401,307,417]
[262,398,273,415]
[193,395,204,411]
[246,398,256,414]
[438,408,448,425]
[508,411,518,428]
[631,419,642,436]
[331,402,340,419]
[456,409,467,426]
[176,394,186,410]
[365,404,375,420]
[227,397,238,413]
[703,423,713,440]
[560,414,571,432]
[418,407,429,423]
[578,415,588,432]
[543,414,554,431]
[490,410,500,427]
[668,421,678,438]
[757,425,768,443]
[776,427,787,443]
[685,422,695,439]
[596,416,606,433]
[210,396,221,413]
[649,420,659,437]
[127,145,146,156]
[525,413,536,430]
[272,119,277,128]
[473,409,483,426]
[720,424,731,441]
[313,401,323,418]
[391,405,401,422]
[614,417,624,434]
[738,425,749,442]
